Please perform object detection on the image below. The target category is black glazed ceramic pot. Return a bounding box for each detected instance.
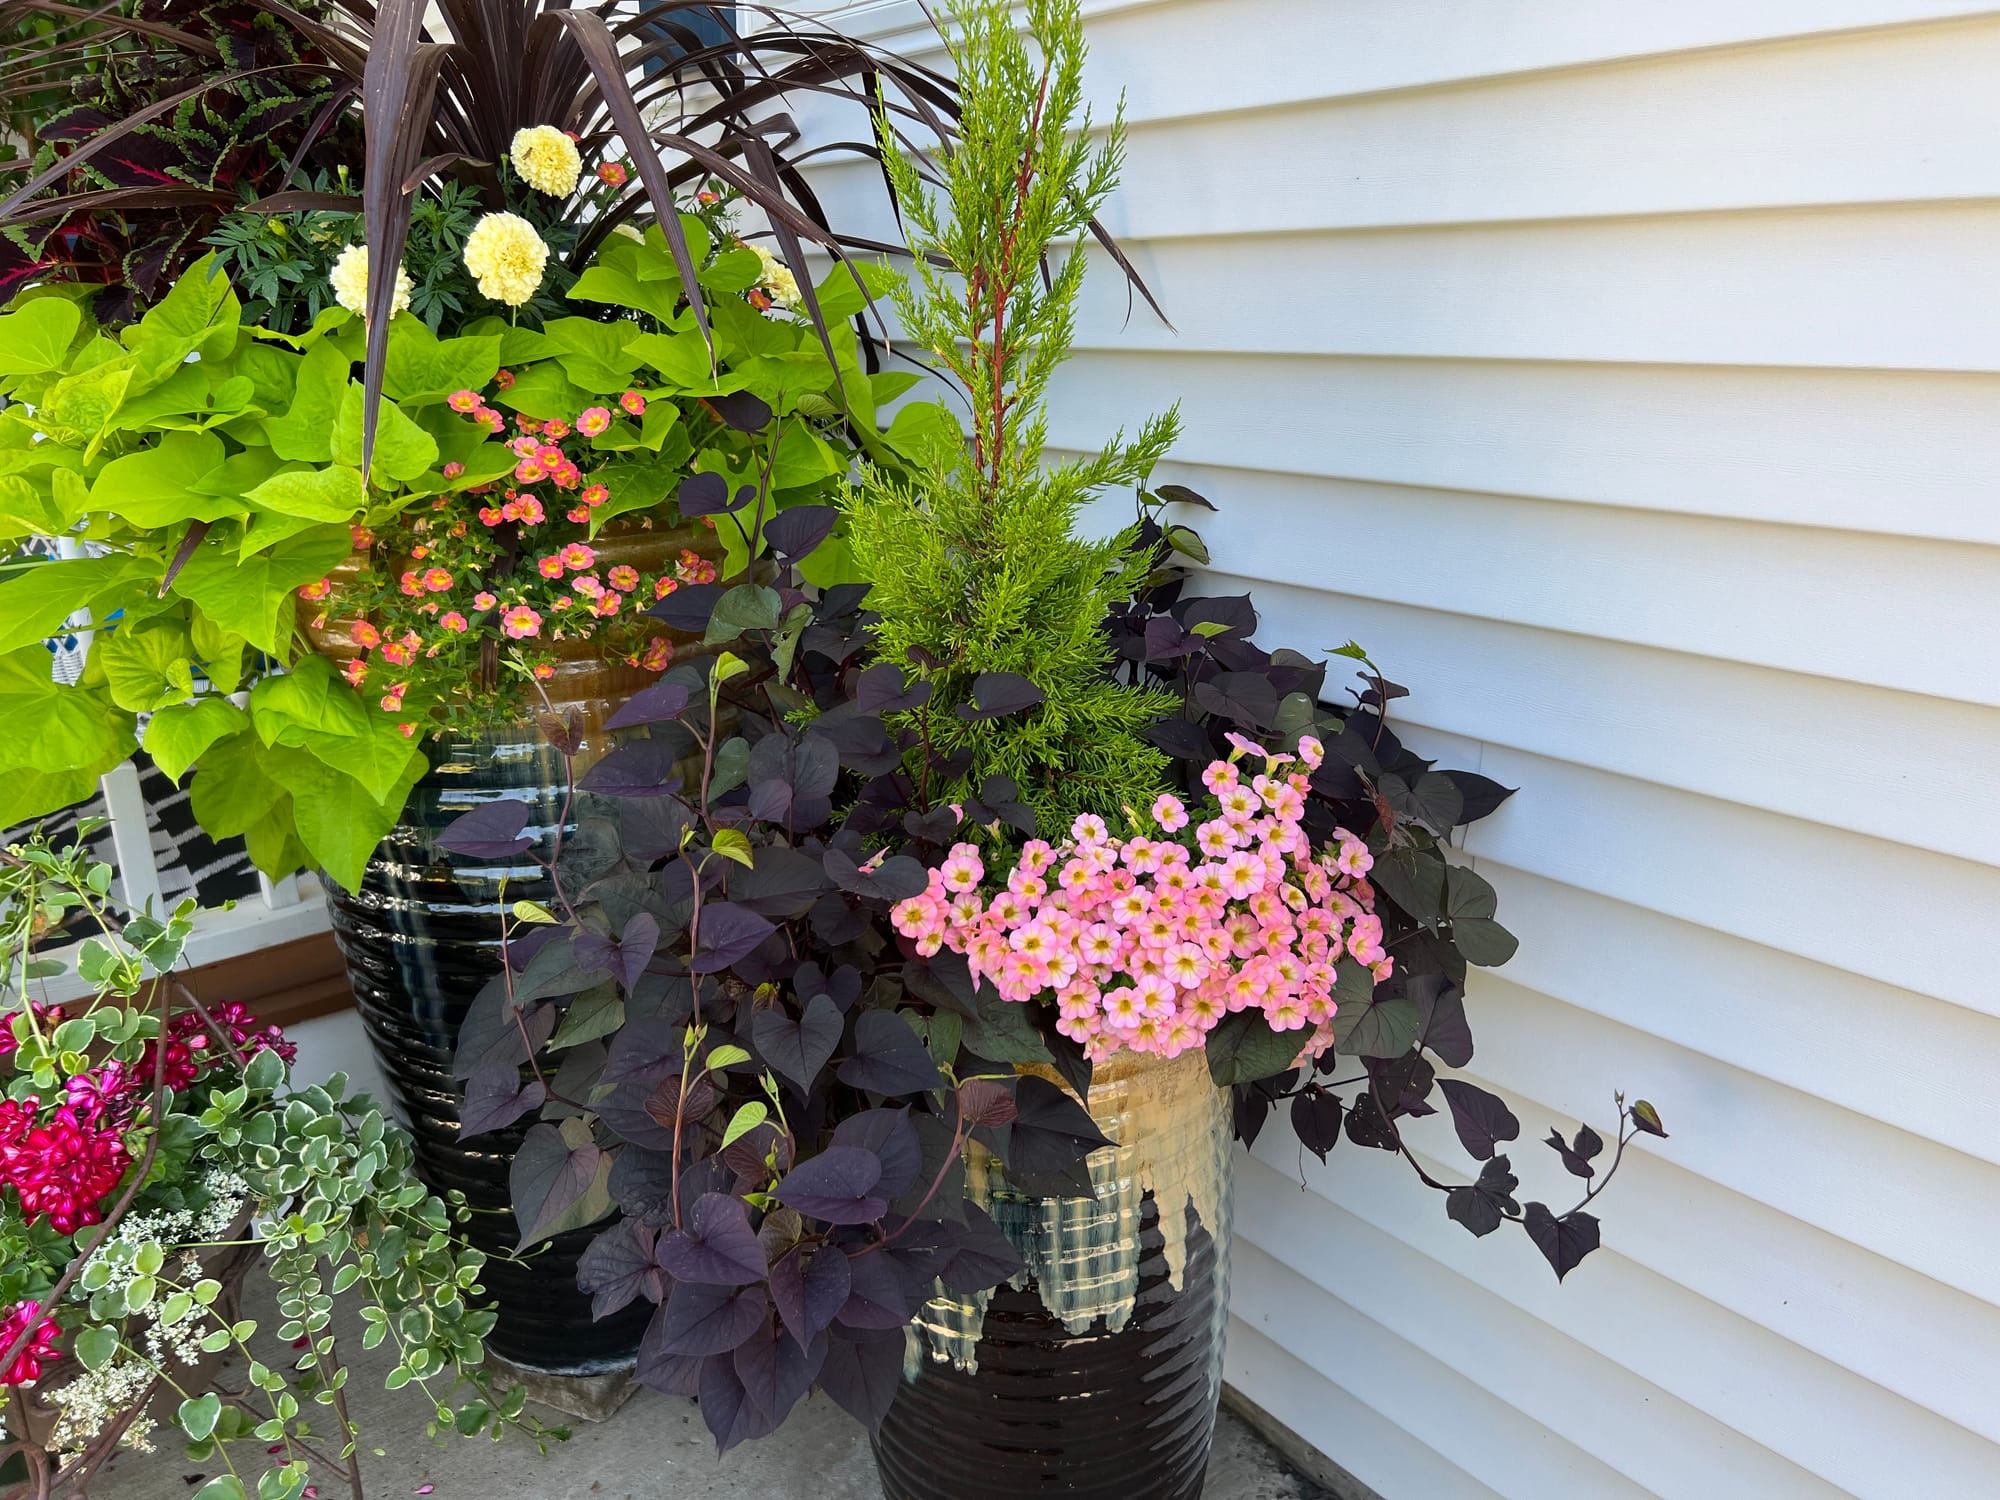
[325,716,649,1374]
[872,1049,1234,1498]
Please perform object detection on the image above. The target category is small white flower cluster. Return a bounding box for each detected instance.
[48,1354,160,1461]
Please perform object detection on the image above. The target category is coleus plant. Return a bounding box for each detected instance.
[439,518,1103,1450]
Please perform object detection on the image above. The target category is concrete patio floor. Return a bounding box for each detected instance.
[98,1274,1329,1500]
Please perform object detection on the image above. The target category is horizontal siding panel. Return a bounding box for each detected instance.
[1245,1146,2000,1500]
[802,17,2000,236]
[804,3,2000,1491]
[1230,578,2000,1001]
[1043,352,2000,545]
[1491,868,2000,1169]
[811,0,2000,118]
[1068,207,2000,371]
[1224,1323,1507,1500]
[1229,1234,1671,1499]
[1160,571,2000,868]
[1148,470,2000,708]
[1385,1068,2000,1449]
[1235,1161,1851,1500]
[1457,975,2000,1309]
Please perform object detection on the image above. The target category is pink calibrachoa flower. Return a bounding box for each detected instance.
[501,605,542,639]
[473,406,504,434]
[598,161,628,186]
[440,611,469,634]
[514,458,546,484]
[298,578,332,602]
[891,743,1380,1065]
[560,542,595,571]
[0,1301,62,1385]
[380,687,407,712]
[576,406,612,437]
[447,389,481,413]
[606,564,640,592]
[442,460,466,480]
[351,621,381,649]
[571,573,605,600]
[581,483,609,508]
[423,567,453,593]
[533,662,556,680]
[537,554,566,579]
[619,390,646,417]
[495,368,515,390]
[350,525,375,550]
[542,419,571,441]
[640,637,673,671]
[654,576,679,600]
[342,658,368,687]
[473,591,498,611]
[566,506,592,524]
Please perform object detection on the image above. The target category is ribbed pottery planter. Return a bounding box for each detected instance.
[318,522,712,1375]
[873,1048,1234,1499]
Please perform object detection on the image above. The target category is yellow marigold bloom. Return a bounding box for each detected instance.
[750,243,801,310]
[329,244,411,318]
[510,125,582,197]
[463,212,549,308]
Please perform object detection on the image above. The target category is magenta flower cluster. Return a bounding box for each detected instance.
[890,734,1391,1062]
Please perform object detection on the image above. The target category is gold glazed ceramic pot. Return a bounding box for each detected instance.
[873,1047,1235,1500]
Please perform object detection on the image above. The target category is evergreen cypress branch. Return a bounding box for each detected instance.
[844,0,1181,834]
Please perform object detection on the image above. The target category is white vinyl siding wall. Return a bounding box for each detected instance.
[791,4,2000,1495]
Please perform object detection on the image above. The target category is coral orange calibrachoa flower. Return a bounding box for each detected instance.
[331,391,699,731]
[891,735,1381,1064]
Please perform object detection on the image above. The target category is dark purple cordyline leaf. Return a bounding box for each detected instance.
[762,505,837,561]
[1193,671,1281,729]
[1440,1080,1520,1162]
[576,739,685,798]
[1146,715,1215,763]
[1524,1202,1600,1281]
[647,581,725,632]
[837,1010,943,1097]
[458,1065,545,1139]
[1153,483,1216,511]
[935,1204,1024,1293]
[659,1279,769,1358]
[773,1146,886,1225]
[576,1219,663,1320]
[750,994,843,1090]
[1143,615,1196,663]
[900,951,979,1019]
[836,1247,915,1329]
[502,922,565,972]
[655,1192,768,1287]
[437,798,535,859]
[769,1244,851,1354]
[830,1109,921,1199]
[690,903,777,975]
[818,1325,903,1432]
[606,681,692,731]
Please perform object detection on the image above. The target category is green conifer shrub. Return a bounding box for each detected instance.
[842,0,1180,834]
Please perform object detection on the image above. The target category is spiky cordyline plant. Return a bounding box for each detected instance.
[0,1,969,467]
